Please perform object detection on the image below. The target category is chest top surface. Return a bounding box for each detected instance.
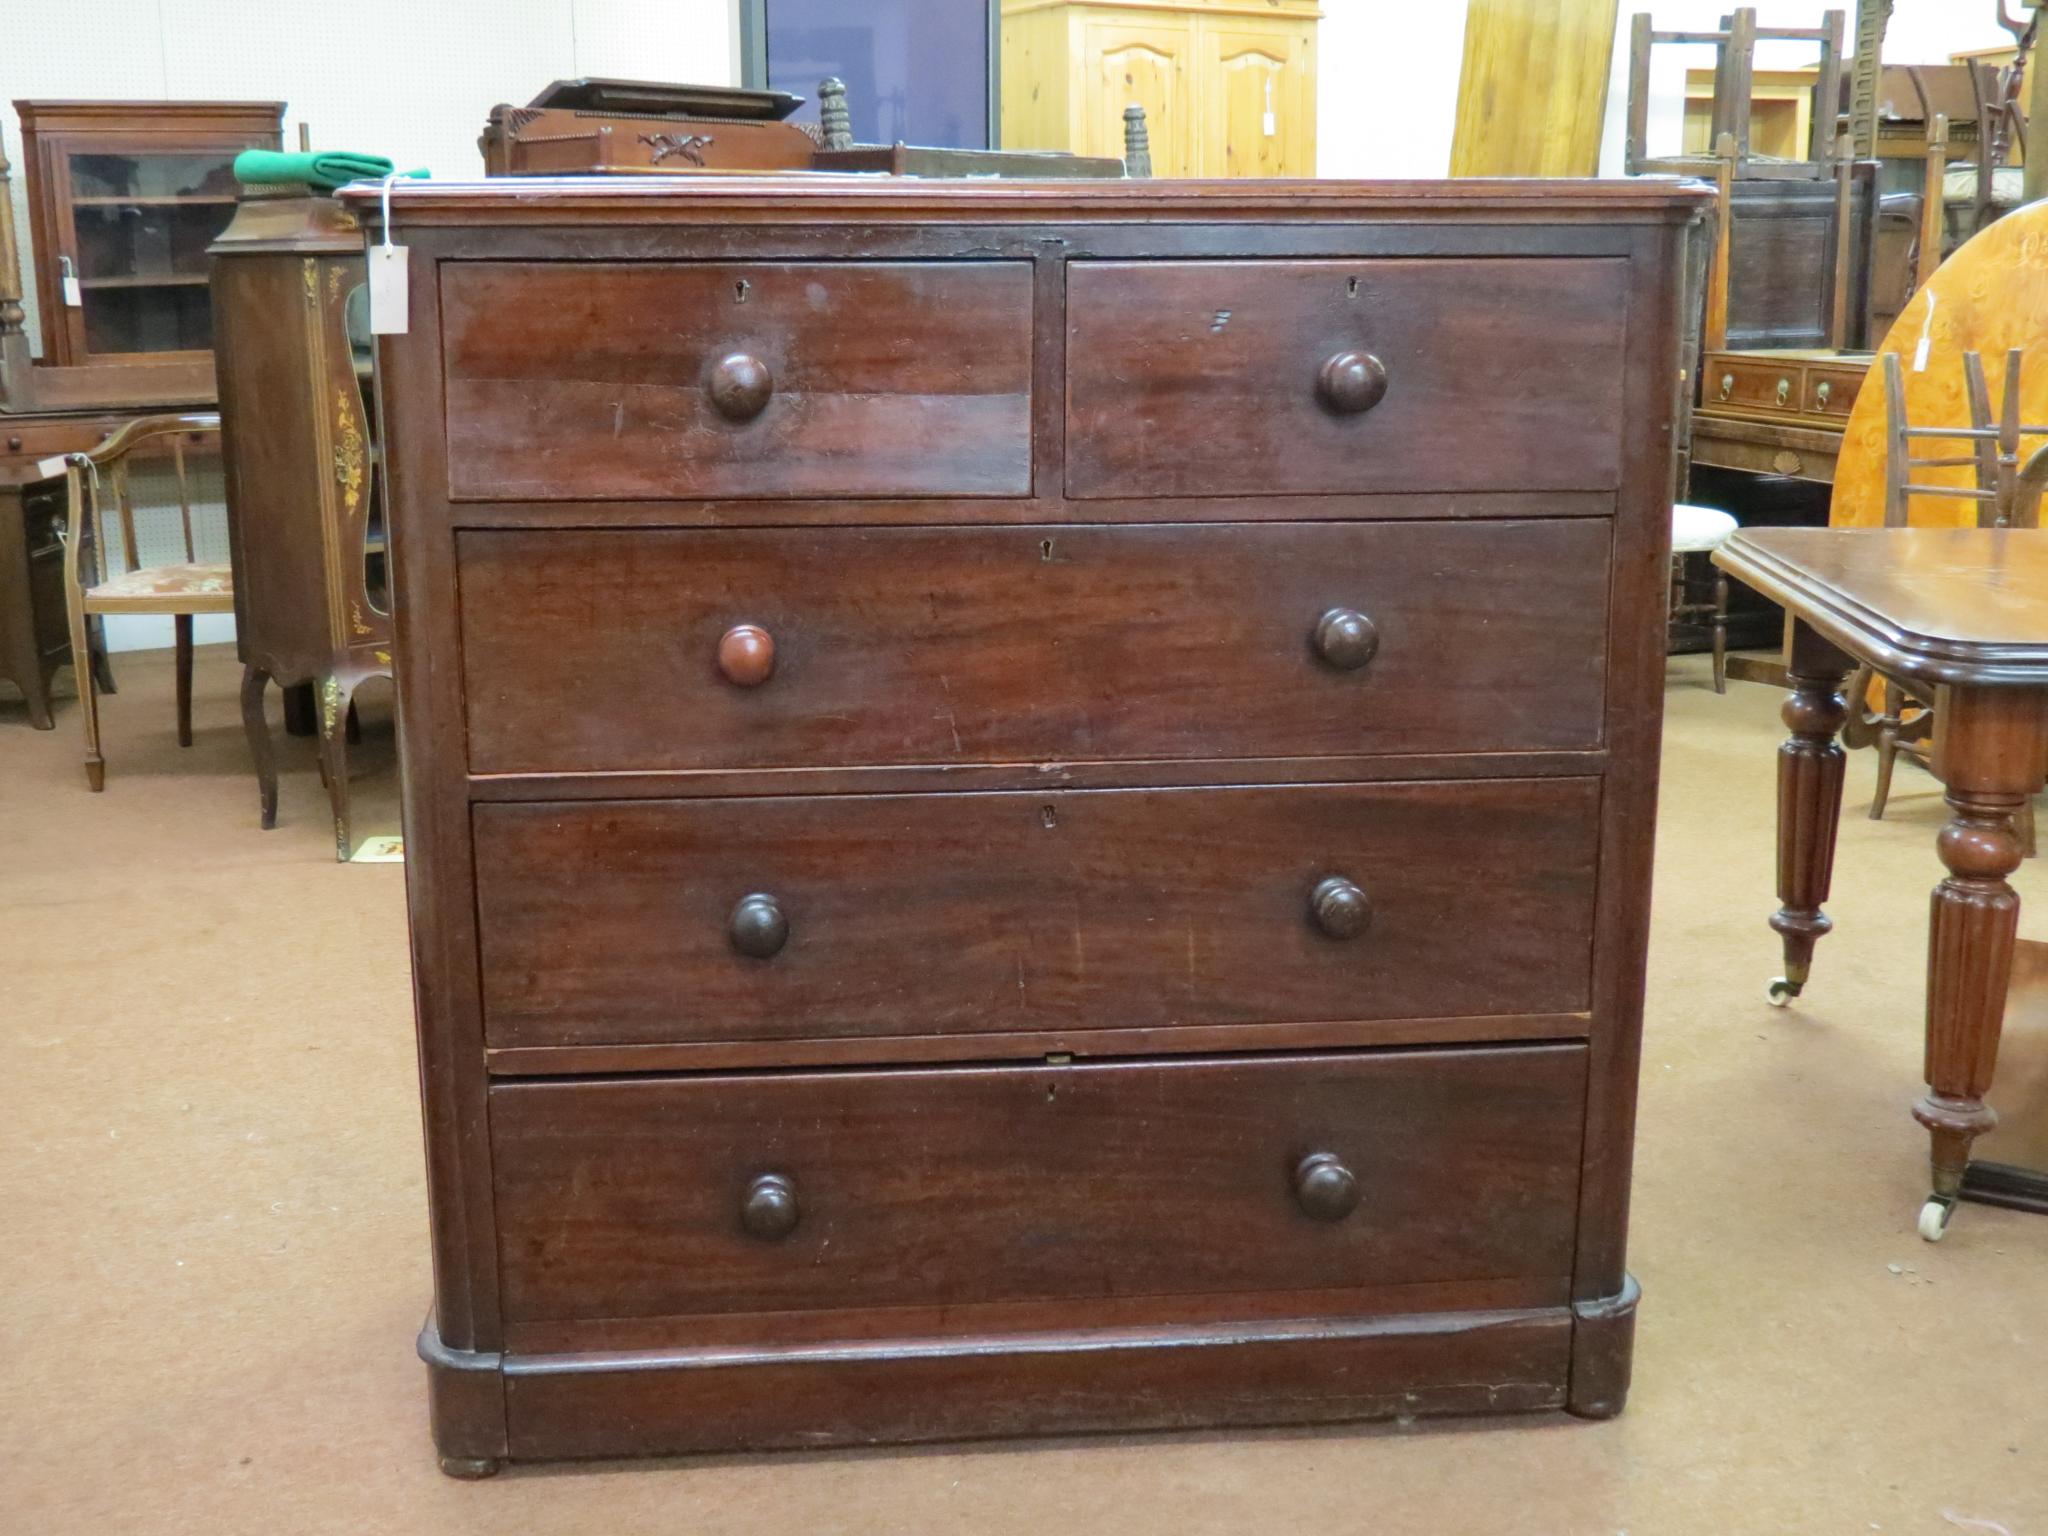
[341,174,1713,231]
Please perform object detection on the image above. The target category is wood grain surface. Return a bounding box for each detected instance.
[457,519,1612,774]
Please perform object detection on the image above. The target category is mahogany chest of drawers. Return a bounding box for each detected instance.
[349,175,1708,1474]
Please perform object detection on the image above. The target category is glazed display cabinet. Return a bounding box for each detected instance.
[13,101,283,399]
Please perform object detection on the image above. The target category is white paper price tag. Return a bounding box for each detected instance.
[369,170,411,335]
[35,455,66,480]
[369,244,410,335]
[1912,290,1936,373]
[60,267,82,307]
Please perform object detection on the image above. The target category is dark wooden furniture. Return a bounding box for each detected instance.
[481,78,1124,180]
[210,195,389,858]
[1853,349,2048,830]
[345,173,1707,1473]
[12,102,282,405]
[61,413,227,790]
[1715,526,2048,1240]
[0,413,135,726]
[1625,11,1879,488]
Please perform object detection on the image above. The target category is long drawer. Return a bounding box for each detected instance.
[490,1045,1589,1323]
[471,779,1600,1048]
[439,260,1035,501]
[1065,258,1629,498]
[458,520,1612,775]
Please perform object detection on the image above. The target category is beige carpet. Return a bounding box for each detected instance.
[3,644,2044,1535]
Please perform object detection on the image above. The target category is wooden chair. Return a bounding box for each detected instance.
[1858,350,2046,838]
[61,413,229,790]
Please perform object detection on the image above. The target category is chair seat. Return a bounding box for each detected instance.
[83,561,235,614]
[1672,502,1738,554]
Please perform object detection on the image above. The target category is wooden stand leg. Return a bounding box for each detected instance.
[1768,642,1852,1004]
[1913,686,2048,1240]
[241,665,277,831]
[173,613,194,748]
[319,675,355,862]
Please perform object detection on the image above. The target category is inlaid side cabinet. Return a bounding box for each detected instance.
[210,195,389,858]
[341,174,1708,1474]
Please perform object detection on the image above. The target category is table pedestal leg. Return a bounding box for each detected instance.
[1768,657,1851,1006]
[1913,686,2048,1240]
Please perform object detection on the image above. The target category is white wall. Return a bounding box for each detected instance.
[1316,0,1472,178]
[3,0,734,649]
[1315,0,2012,181]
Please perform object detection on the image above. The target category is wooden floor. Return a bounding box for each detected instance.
[2,645,2045,1534]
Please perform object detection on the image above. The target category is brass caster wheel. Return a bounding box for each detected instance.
[1766,977,1799,1008]
[1918,1196,1954,1243]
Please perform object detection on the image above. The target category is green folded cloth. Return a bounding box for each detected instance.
[232,150,426,191]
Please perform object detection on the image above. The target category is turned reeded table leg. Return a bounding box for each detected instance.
[1913,685,2048,1240]
[1768,634,1853,1007]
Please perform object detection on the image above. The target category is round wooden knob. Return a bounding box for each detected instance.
[1294,1152,1360,1222]
[1316,350,1388,415]
[717,624,776,687]
[741,1173,800,1240]
[1309,875,1371,940]
[729,893,789,959]
[708,351,773,422]
[1313,608,1379,671]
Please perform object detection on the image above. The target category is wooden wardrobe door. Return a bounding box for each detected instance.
[1080,14,1197,174]
[1197,17,1316,177]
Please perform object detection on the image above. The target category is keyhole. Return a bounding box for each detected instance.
[735,279,750,302]
[1040,538,1055,561]
[1040,805,1058,829]
[1347,276,1359,297]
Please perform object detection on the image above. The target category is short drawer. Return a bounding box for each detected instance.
[1804,365,1863,420]
[1064,258,1628,498]
[472,779,1600,1048]
[439,261,1034,501]
[457,519,1611,774]
[1705,357,1801,415]
[490,1044,1588,1323]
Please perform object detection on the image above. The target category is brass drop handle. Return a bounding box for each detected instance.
[1315,350,1388,415]
[1815,380,1832,409]
[1309,875,1370,940]
[1313,607,1379,671]
[741,1172,800,1240]
[1718,373,1734,400]
[1294,1152,1361,1222]
[1774,376,1792,406]
[717,623,776,686]
[729,892,789,959]
[708,351,774,422]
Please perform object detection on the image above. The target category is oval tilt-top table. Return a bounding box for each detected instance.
[1715,525,2048,1241]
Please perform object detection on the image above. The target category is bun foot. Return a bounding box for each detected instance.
[438,1455,501,1480]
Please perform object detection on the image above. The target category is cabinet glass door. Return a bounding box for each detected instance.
[66,149,241,357]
